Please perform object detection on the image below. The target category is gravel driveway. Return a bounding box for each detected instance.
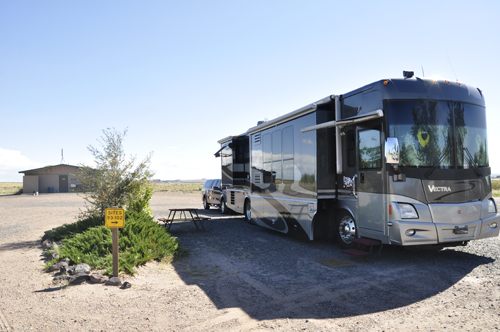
[0,192,499,331]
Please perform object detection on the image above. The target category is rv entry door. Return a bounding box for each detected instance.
[356,124,385,236]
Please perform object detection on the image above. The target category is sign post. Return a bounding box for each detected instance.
[105,207,125,277]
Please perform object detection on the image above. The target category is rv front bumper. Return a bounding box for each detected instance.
[388,219,439,246]
[388,211,500,246]
[477,213,500,239]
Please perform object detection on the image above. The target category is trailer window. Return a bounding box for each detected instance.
[358,129,381,169]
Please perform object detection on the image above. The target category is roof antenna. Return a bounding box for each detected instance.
[447,55,458,81]
[421,65,425,77]
[60,149,66,164]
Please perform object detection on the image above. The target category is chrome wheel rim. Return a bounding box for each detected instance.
[245,201,251,220]
[338,215,356,244]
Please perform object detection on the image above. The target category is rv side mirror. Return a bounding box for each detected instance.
[385,137,400,164]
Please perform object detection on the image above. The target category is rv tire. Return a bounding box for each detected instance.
[244,199,255,225]
[336,211,358,249]
[221,198,228,214]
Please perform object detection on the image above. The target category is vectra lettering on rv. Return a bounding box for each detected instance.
[428,185,452,192]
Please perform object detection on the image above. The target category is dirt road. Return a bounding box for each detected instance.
[0,192,499,331]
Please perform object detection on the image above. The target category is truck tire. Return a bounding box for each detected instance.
[203,196,210,210]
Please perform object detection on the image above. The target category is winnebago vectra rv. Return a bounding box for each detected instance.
[217,72,500,251]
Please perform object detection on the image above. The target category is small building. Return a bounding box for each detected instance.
[19,164,81,194]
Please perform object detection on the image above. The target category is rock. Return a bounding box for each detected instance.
[60,258,70,263]
[60,265,75,275]
[74,263,91,275]
[90,273,109,284]
[52,275,71,284]
[120,281,132,289]
[69,273,90,285]
[42,239,53,250]
[105,277,122,286]
[46,252,59,260]
[48,261,68,272]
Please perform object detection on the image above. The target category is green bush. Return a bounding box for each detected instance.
[127,186,154,216]
[47,211,180,274]
[44,215,104,241]
[78,128,155,219]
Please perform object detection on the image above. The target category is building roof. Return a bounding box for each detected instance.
[19,164,81,174]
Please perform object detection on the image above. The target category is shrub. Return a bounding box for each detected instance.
[78,128,155,219]
[44,215,104,242]
[49,211,179,274]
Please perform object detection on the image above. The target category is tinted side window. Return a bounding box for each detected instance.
[359,129,381,169]
[282,126,294,183]
[272,130,282,183]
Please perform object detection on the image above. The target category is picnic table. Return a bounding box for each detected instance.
[158,208,210,231]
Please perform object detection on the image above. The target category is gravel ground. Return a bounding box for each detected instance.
[0,192,499,331]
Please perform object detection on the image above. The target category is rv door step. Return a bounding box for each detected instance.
[342,238,383,257]
[352,237,382,246]
[341,248,371,257]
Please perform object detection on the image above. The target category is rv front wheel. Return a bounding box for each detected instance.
[336,212,357,249]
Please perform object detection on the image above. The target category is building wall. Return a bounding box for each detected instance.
[38,175,59,193]
[68,174,79,191]
[23,175,39,194]
[21,165,81,194]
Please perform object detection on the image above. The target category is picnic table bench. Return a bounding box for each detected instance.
[158,208,210,231]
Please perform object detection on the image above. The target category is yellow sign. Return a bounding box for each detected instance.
[105,208,125,228]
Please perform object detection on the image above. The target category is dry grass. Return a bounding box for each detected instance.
[0,182,23,195]
[492,180,500,197]
[0,182,203,195]
[152,182,203,194]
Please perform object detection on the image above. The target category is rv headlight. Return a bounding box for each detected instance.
[399,203,419,219]
[488,198,497,214]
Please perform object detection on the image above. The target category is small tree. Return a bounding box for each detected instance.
[78,128,155,218]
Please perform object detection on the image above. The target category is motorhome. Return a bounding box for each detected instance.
[217,71,500,251]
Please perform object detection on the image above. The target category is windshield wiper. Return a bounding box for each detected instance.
[460,143,482,177]
[456,136,482,177]
[426,145,452,178]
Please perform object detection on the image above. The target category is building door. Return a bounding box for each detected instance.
[59,175,68,193]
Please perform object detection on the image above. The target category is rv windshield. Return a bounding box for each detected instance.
[387,100,489,168]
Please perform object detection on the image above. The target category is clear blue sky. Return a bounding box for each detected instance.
[1,1,499,182]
